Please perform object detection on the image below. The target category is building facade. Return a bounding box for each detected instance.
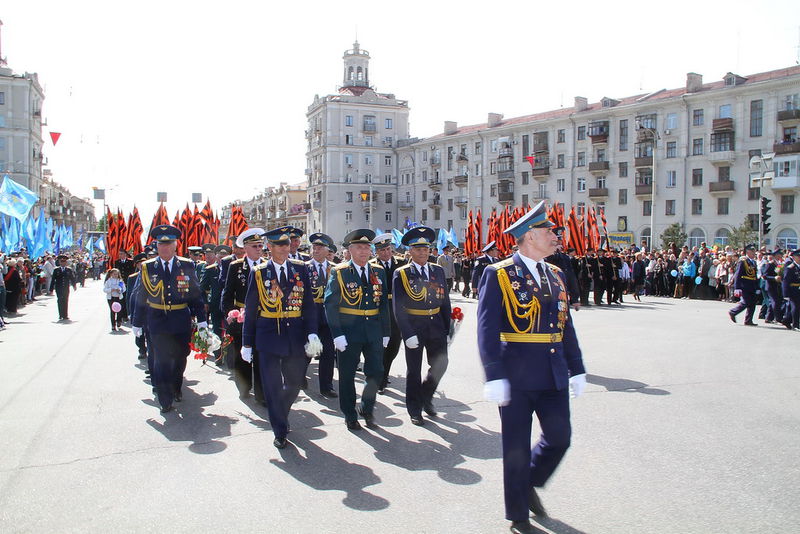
[38,171,97,235]
[219,182,307,240]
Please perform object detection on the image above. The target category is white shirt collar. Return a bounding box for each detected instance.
[271,259,287,270]
[517,252,546,284]
[412,261,428,274]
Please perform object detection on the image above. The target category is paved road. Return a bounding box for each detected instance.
[1,279,798,533]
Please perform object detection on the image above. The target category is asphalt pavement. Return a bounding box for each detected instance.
[1,279,798,533]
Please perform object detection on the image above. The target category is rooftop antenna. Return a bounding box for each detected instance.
[796,26,799,64]
[0,19,7,67]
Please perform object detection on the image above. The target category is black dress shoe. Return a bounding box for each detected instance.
[528,487,547,517]
[160,405,173,414]
[423,400,438,417]
[346,420,362,431]
[321,389,339,398]
[728,312,736,323]
[410,416,425,426]
[273,437,288,449]
[174,392,182,402]
[137,352,147,360]
[509,520,537,534]
[744,322,758,326]
[358,407,376,428]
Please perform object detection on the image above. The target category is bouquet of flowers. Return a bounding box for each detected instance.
[305,336,323,359]
[227,308,245,323]
[190,327,222,360]
[447,307,464,346]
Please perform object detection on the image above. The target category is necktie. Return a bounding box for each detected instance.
[163,261,170,279]
[360,267,368,285]
[385,261,390,270]
[536,263,551,297]
[318,263,325,280]
[279,265,287,286]
[419,266,428,281]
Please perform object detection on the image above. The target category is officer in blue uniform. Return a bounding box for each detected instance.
[782,249,800,330]
[127,252,148,361]
[218,237,244,286]
[288,227,311,262]
[729,244,759,325]
[241,226,319,449]
[471,241,500,297]
[477,201,586,534]
[131,225,207,414]
[762,249,784,324]
[393,227,451,426]
[305,232,338,398]
[324,229,391,430]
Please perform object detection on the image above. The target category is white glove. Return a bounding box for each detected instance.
[132,326,143,338]
[483,379,511,406]
[405,335,419,349]
[308,333,320,344]
[733,289,742,298]
[333,335,348,352]
[382,336,390,348]
[241,346,253,363]
[569,373,587,398]
[197,321,208,329]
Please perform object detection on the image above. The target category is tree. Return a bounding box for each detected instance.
[660,222,687,250]
[728,217,757,250]
[96,214,108,232]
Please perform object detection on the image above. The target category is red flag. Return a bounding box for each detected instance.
[475,209,483,250]
[126,207,144,254]
[525,155,536,168]
[106,206,118,268]
[149,202,170,238]
[116,210,128,254]
[49,132,62,146]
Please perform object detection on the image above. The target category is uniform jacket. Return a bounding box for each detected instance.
[369,255,408,304]
[324,260,390,342]
[782,260,800,300]
[306,259,332,328]
[471,255,495,290]
[477,253,584,391]
[115,258,135,280]
[733,257,758,293]
[222,258,257,315]
[545,252,580,304]
[131,256,206,334]
[392,262,451,342]
[200,263,221,308]
[50,266,76,293]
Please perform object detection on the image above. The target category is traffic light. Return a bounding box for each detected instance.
[760,196,772,234]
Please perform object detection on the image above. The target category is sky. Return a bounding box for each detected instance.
[3,0,799,226]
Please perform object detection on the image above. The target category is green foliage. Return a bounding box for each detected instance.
[728,217,757,250]
[659,222,687,249]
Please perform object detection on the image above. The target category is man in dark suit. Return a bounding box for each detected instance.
[586,249,604,305]
[305,232,338,397]
[241,226,319,449]
[600,250,617,305]
[222,228,266,402]
[478,201,586,534]
[471,241,500,297]
[545,228,580,309]
[127,253,148,360]
[50,254,76,321]
[201,245,229,365]
[370,233,407,394]
[392,227,451,426]
[729,244,759,326]
[131,225,207,414]
[781,249,800,330]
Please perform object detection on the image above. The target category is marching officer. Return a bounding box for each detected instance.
[586,249,604,305]
[763,250,784,324]
[305,232,338,398]
[370,233,407,393]
[729,244,759,325]
[471,241,500,297]
[222,228,267,402]
[50,254,77,321]
[131,225,207,414]
[782,249,800,330]
[477,201,586,534]
[218,237,245,286]
[115,249,135,322]
[201,245,230,360]
[392,227,451,426]
[324,229,391,430]
[127,252,149,361]
[288,227,311,261]
[241,226,319,449]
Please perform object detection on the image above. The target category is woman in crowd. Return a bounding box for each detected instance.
[3,259,22,314]
[103,268,126,331]
[632,252,646,301]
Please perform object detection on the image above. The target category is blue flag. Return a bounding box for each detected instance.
[30,213,48,259]
[0,175,38,222]
[96,235,106,253]
[449,227,459,247]
[87,237,95,253]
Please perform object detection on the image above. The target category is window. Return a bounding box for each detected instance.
[692,168,703,186]
[557,154,565,168]
[345,211,353,222]
[619,162,628,177]
[521,194,529,207]
[619,188,627,205]
[748,186,760,201]
[577,202,585,216]
[619,119,628,151]
[557,178,566,192]
[475,163,482,176]
[346,192,353,202]
[421,209,428,221]
[474,141,482,154]
[0,92,4,105]
[577,126,586,140]
[718,197,729,215]
[596,148,607,162]
[747,214,759,231]
[714,228,731,246]
[422,170,428,181]
[447,198,453,211]
[522,135,530,156]
[719,104,732,119]
[344,173,353,183]
[666,113,678,130]
[447,179,453,191]
[777,228,799,249]
[344,154,353,167]
[718,166,730,182]
[490,184,497,197]
[365,136,373,146]
[385,118,393,129]
[666,170,677,188]
[364,155,373,165]
[777,159,797,177]
[710,132,734,152]
[491,139,498,153]
[666,141,677,158]
[691,199,702,215]
[383,136,393,146]
[781,194,795,214]
[521,171,530,185]
[692,138,704,155]
[750,100,763,137]
[490,162,496,175]
[577,177,586,192]
[784,126,798,143]
[385,192,393,203]
[693,109,704,126]
[345,115,353,127]
[364,173,372,183]
[421,190,427,201]
[345,134,354,145]
[385,211,392,222]
[434,208,441,221]
[643,200,652,216]
[384,155,392,166]
[688,228,706,249]
[665,200,675,215]
[577,152,586,166]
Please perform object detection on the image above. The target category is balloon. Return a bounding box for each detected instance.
[695,276,703,285]
[670,270,678,277]
[111,302,122,313]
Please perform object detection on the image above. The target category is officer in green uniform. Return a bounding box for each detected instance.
[324,229,391,430]
[201,244,230,364]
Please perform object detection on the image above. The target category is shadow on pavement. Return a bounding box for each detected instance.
[534,516,589,534]
[587,374,670,395]
[270,410,389,511]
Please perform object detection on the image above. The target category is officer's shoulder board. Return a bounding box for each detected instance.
[175,256,190,262]
[331,262,349,272]
[370,262,385,271]
[396,262,413,272]
[205,263,218,270]
[253,262,270,272]
[128,272,139,279]
[394,255,407,263]
[196,260,207,266]
[368,258,380,266]
[143,258,159,266]
[288,258,306,267]
[489,257,514,271]
[230,258,245,266]
[545,262,562,273]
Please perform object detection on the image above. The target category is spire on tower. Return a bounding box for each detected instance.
[342,41,370,88]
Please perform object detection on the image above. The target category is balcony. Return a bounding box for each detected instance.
[708,150,736,165]
[532,165,550,179]
[498,147,514,159]
[589,121,610,144]
[773,141,800,155]
[430,157,441,168]
[428,198,442,209]
[709,180,735,195]
[429,178,442,190]
[399,200,415,210]
[454,196,468,206]
[456,154,469,164]
[497,160,514,180]
[712,118,734,132]
[588,187,609,199]
[304,168,312,176]
[777,109,800,123]
[589,161,610,174]
[276,210,287,219]
[362,122,376,132]
[453,174,468,186]
[635,184,653,197]
[635,156,653,167]
[771,175,800,191]
[498,191,514,203]
[312,200,321,210]
[533,143,549,154]
[361,199,377,211]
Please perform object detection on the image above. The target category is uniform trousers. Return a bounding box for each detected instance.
[56,289,70,319]
[730,290,757,323]
[592,279,605,305]
[150,331,191,409]
[305,322,336,392]
[338,335,383,422]
[229,322,264,401]
[257,348,307,440]
[404,324,448,417]
[380,314,402,389]
[766,287,783,323]
[135,328,148,355]
[783,296,800,329]
[500,387,571,522]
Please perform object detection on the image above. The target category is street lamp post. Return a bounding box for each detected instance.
[636,120,659,250]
